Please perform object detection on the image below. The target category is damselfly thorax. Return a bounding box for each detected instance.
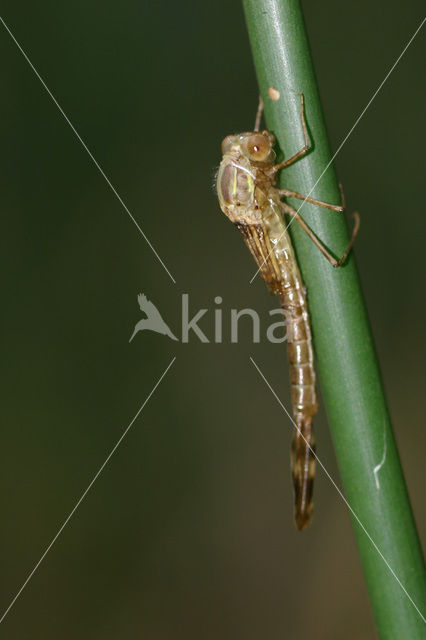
[216,95,359,530]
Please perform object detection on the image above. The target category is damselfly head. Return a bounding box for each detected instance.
[221,131,276,166]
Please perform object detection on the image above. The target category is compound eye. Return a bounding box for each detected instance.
[247,134,270,161]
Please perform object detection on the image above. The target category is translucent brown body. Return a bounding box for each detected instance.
[217,132,317,530]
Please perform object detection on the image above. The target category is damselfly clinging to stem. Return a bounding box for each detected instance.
[216,94,359,530]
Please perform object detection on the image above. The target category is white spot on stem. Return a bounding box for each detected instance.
[268,86,280,101]
[373,422,387,489]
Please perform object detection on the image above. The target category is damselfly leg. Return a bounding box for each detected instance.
[259,92,360,267]
[282,202,360,268]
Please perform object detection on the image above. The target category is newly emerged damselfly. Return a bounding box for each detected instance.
[216,94,359,530]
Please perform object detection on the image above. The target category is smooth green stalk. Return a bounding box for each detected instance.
[242,1,426,637]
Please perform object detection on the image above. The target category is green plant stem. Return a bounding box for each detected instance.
[242,1,426,637]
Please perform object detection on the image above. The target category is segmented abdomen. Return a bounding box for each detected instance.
[240,199,318,530]
[272,209,317,530]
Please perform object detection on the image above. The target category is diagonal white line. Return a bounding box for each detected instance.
[250,15,426,283]
[250,356,426,624]
[0,356,176,625]
[0,15,176,284]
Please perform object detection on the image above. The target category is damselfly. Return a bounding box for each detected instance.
[216,94,359,530]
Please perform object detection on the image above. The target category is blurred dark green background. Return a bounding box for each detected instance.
[0,1,424,638]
